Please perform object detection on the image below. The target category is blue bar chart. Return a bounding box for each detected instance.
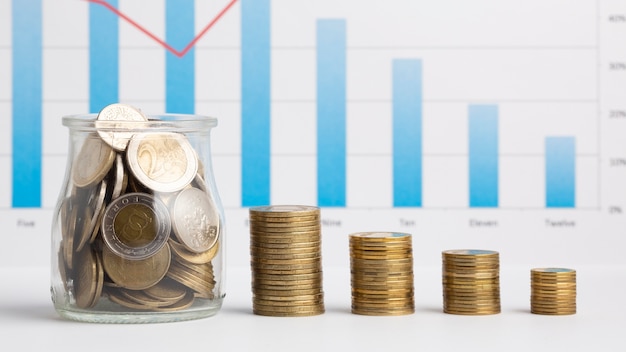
[11,0,42,208]
[545,137,576,208]
[1,0,617,213]
[468,105,499,208]
[165,0,195,114]
[89,0,119,113]
[241,0,271,207]
[392,59,423,207]
[317,19,347,207]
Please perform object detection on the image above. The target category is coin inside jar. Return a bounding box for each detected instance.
[95,103,148,151]
[101,193,171,260]
[72,135,116,188]
[171,187,220,253]
[102,243,172,290]
[126,132,198,193]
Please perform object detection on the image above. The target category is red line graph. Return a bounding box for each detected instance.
[86,0,238,58]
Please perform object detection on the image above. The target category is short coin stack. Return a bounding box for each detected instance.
[442,249,501,315]
[249,205,325,317]
[530,268,576,315]
[349,232,414,316]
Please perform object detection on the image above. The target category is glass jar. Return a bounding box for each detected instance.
[50,108,225,323]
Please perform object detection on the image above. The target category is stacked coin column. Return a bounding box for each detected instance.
[530,268,576,315]
[249,205,325,317]
[442,249,501,315]
[349,232,415,316]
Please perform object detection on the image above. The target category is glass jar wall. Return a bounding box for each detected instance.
[50,105,225,323]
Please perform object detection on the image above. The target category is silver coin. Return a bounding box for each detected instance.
[110,154,126,200]
[95,103,148,151]
[171,187,219,253]
[101,192,171,260]
[72,135,116,188]
[126,132,198,193]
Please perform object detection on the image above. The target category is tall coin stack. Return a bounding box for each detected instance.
[442,249,501,315]
[530,268,576,315]
[249,205,325,317]
[349,232,415,316]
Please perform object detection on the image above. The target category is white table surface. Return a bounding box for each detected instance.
[1,265,623,352]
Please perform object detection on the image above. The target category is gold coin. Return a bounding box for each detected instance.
[350,231,411,241]
[250,225,321,234]
[251,267,322,276]
[249,214,320,223]
[101,192,171,260]
[76,181,108,252]
[166,263,215,294]
[351,307,414,316]
[249,235,321,244]
[74,248,98,309]
[253,295,325,305]
[253,285,323,295]
[102,243,171,290]
[251,260,321,270]
[252,272,323,281]
[144,277,188,302]
[252,282,323,291]
[127,132,198,193]
[169,238,219,265]
[249,219,320,228]
[252,306,325,317]
[443,306,501,314]
[251,252,322,261]
[531,267,575,274]
[249,205,319,216]
[153,291,196,312]
[251,243,321,253]
[251,256,321,265]
[171,258,214,278]
[72,135,116,188]
[120,288,177,308]
[532,281,576,287]
[250,239,322,249]
[108,289,153,310]
[92,250,105,307]
[351,256,413,264]
[62,202,79,271]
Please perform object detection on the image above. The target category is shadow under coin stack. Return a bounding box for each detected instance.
[530,268,576,315]
[442,249,501,315]
[349,232,415,316]
[249,205,325,317]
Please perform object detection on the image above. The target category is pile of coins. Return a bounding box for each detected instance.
[442,249,501,315]
[530,268,576,315]
[249,205,325,317]
[56,103,221,312]
[349,232,414,316]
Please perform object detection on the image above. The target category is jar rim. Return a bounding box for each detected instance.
[62,113,217,131]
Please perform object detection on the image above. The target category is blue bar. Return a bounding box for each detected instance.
[12,0,42,208]
[468,105,499,207]
[317,19,346,207]
[546,137,576,208]
[166,0,195,113]
[392,59,422,207]
[241,0,271,206]
[89,0,118,113]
